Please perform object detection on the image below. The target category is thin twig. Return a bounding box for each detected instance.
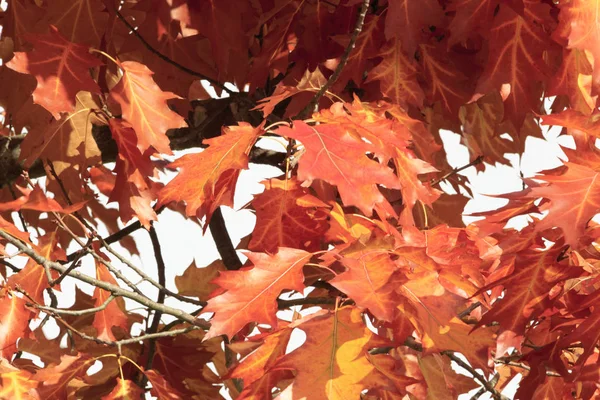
[112,8,234,95]
[0,230,209,329]
[494,359,561,377]
[458,301,482,319]
[65,206,165,263]
[430,155,484,187]
[29,294,116,316]
[295,0,370,120]
[0,259,21,273]
[140,226,167,386]
[95,234,205,306]
[444,351,508,400]
[53,215,144,296]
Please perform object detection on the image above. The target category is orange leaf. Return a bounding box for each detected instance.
[273,307,392,399]
[475,3,551,128]
[276,119,401,216]
[329,241,401,321]
[203,248,311,340]
[159,122,260,220]
[109,61,186,154]
[418,354,478,399]
[144,369,185,400]
[0,291,34,358]
[92,261,131,342]
[478,246,580,342]
[249,178,328,253]
[33,354,89,399]
[6,25,102,118]
[525,162,600,247]
[366,39,424,109]
[174,260,226,302]
[101,378,144,400]
[0,367,38,400]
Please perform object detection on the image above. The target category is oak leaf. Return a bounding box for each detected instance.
[0,291,34,358]
[203,248,311,340]
[92,260,131,342]
[6,25,102,118]
[276,120,401,216]
[249,178,329,253]
[109,60,186,154]
[175,260,226,302]
[159,122,261,220]
[273,307,392,400]
[101,378,144,400]
[475,4,550,127]
[144,369,185,400]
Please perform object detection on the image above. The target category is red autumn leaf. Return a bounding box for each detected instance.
[419,43,471,118]
[366,38,424,109]
[476,245,580,349]
[6,25,102,118]
[275,120,401,216]
[92,261,131,342]
[523,162,600,247]
[273,307,395,399]
[248,178,329,253]
[329,241,402,321]
[42,0,109,46]
[459,92,515,167]
[101,378,144,400]
[0,366,38,400]
[547,49,595,115]
[475,3,551,127]
[447,0,500,45]
[0,291,34,358]
[144,369,185,400]
[203,248,311,340]
[32,354,89,399]
[105,118,158,227]
[109,61,186,154]
[159,122,260,220]
[230,328,293,387]
[554,0,600,85]
[7,232,63,305]
[384,0,444,55]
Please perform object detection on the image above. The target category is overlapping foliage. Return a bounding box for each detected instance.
[1,0,600,398]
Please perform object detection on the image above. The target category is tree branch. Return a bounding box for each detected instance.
[209,207,243,270]
[143,226,166,374]
[0,230,210,329]
[430,155,484,187]
[296,0,370,119]
[112,7,234,96]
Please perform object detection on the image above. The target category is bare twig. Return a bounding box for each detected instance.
[444,351,508,400]
[0,229,210,329]
[65,206,165,263]
[112,8,234,96]
[458,301,482,319]
[141,226,167,384]
[430,155,484,187]
[0,259,21,273]
[27,293,116,316]
[53,215,144,296]
[494,359,561,377]
[296,0,370,119]
[95,233,205,306]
